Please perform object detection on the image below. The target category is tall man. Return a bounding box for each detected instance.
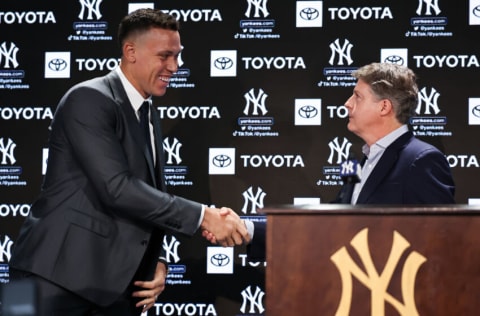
[9,9,248,315]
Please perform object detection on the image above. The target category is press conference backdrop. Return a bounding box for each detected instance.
[1,0,480,315]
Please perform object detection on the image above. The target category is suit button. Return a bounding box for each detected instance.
[141,239,148,246]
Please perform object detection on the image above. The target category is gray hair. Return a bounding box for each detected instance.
[352,62,418,124]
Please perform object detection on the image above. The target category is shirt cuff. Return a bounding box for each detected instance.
[244,219,255,243]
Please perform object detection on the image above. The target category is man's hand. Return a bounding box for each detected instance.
[200,207,250,247]
[132,262,167,313]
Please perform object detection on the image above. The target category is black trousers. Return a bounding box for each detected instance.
[8,268,144,316]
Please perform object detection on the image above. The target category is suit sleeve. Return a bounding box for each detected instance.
[407,148,455,204]
[55,85,202,235]
[247,221,266,261]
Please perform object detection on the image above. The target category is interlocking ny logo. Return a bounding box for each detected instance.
[241,186,266,214]
[0,42,19,69]
[243,88,268,116]
[163,137,182,165]
[78,0,103,20]
[328,137,351,164]
[331,228,426,316]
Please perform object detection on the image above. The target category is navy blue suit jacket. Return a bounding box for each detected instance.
[336,131,455,204]
[248,132,455,260]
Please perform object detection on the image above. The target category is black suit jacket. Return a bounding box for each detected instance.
[248,132,455,261]
[10,70,202,306]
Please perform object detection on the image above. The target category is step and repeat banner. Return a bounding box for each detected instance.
[1,0,480,315]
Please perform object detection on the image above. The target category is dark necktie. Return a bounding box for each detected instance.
[139,101,154,164]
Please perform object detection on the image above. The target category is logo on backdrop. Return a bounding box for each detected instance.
[240,154,305,168]
[45,52,71,78]
[381,48,409,67]
[234,0,280,40]
[446,154,480,168]
[327,5,393,21]
[0,11,56,24]
[151,302,217,315]
[169,46,196,89]
[162,8,222,23]
[295,98,321,126]
[0,42,29,90]
[210,50,237,77]
[318,38,357,88]
[296,1,323,28]
[317,137,352,187]
[0,234,13,283]
[207,246,234,274]
[331,228,426,315]
[405,0,453,38]
[157,105,221,120]
[67,0,113,42]
[0,107,53,120]
[469,0,480,25]
[412,54,480,69]
[0,138,27,187]
[410,86,453,137]
[0,204,30,217]
[239,285,265,315]
[241,186,266,214]
[163,137,194,187]
[162,235,192,286]
[469,98,480,125]
[209,148,236,175]
[233,88,279,137]
[76,57,120,72]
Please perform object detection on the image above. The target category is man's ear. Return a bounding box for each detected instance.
[380,99,394,116]
[123,41,136,62]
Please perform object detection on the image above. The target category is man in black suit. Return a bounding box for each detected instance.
[204,62,455,260]
[9,9,249,315]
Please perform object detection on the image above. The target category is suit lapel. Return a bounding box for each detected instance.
[356,132,413,203]
[150,106,166,192]
[105,71,157,188]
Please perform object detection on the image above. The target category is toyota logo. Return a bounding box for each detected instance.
[48,58,67,71]
[299,7,319,21]
[214,57,234,70]
[472,104,480,118]
[299,105,318,119]
[473,5,480,18]
[384,55,404,65]
[212,154,232,168]
[211,253,230,267]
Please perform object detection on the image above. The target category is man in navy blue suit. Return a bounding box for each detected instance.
[332,62,455,205]
[205,62,455,260]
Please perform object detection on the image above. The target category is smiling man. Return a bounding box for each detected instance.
[9,9,249,316]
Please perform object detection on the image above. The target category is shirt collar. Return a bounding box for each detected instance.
[362,125,409,157]
[115,67,151,112]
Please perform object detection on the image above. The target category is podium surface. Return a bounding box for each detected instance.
[262,204,480,316]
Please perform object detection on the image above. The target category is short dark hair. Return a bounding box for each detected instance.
[352,62,418,124]
[118,8,179,49]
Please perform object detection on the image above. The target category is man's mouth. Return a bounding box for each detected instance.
[159,76,170,83]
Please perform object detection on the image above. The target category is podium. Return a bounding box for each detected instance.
[262,204,480,316]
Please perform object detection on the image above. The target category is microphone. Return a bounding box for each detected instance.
[335,152,362,204]
[339,153,361,184]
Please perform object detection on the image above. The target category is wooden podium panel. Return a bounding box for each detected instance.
[262,205,480,316]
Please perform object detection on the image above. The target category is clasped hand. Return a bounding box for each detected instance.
[200,207,250,247]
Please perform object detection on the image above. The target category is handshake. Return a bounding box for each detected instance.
[200,207,251,247]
